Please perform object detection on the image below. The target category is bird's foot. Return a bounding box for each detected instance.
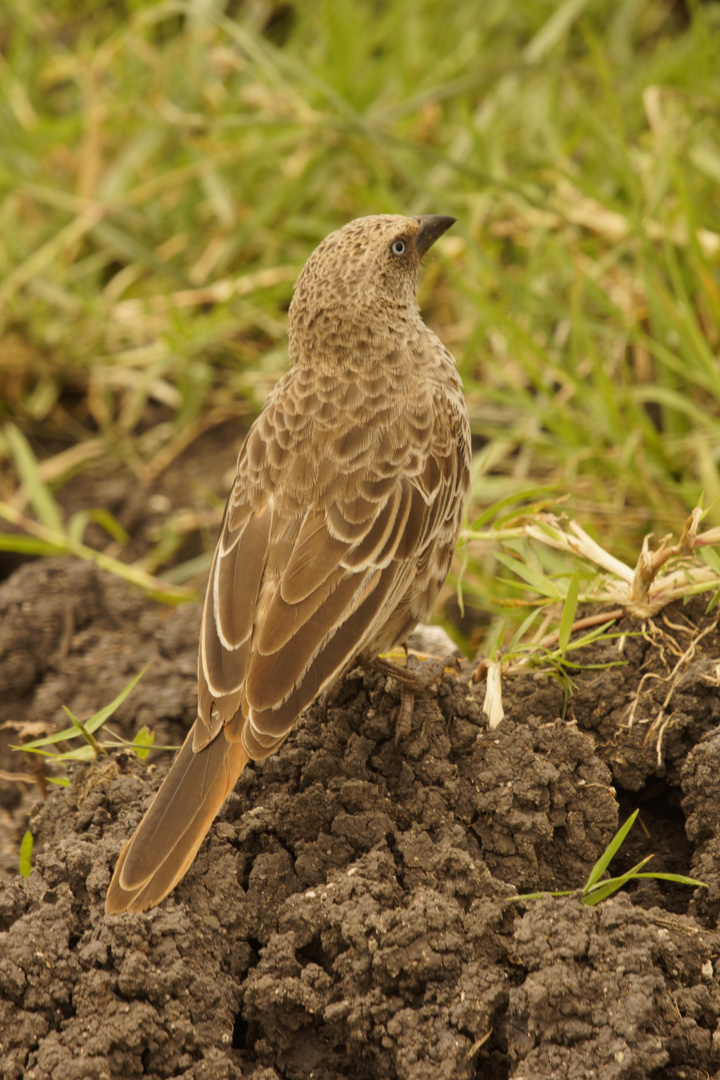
[369,651,460,748]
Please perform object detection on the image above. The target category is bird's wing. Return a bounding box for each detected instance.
[105,395,458,914]
[198,399,459,760]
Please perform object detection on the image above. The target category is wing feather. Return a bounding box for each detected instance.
[215,501,273,649]
[242,558,406,757]
[196,497,272,748]
[280,511,349,604]
[247,568,380,710]
[341,485,402,569]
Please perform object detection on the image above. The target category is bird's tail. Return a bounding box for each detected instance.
[105,722,249,914]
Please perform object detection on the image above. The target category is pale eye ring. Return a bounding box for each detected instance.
[391,239,406,256]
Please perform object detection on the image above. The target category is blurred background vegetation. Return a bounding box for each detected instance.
[1,0,719,658]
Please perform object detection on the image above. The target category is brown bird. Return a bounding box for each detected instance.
[106,214,471,914]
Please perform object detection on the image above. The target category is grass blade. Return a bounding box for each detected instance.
[494,551,562,599]
[584,810,639,891]
[12,666,149,752]
[18,831,34,878]
[4,425,65,535]
[558,570,580,656]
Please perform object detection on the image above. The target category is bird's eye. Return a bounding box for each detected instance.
[391,239,406,256]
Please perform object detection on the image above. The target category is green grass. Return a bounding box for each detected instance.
[12,665,168,782]
[2,0,720,654]
[510,808,707,907]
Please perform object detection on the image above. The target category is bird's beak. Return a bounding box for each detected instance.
[415,215,456,257]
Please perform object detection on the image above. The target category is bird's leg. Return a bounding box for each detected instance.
[369,649,460,747]
[395,685,415,750]
[393,651,420,749]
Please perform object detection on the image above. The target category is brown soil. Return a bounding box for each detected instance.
[1,558,719,1080]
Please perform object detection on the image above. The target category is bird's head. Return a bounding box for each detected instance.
[289,214,455,356]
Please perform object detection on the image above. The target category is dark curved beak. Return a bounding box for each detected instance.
[415,215,456,257]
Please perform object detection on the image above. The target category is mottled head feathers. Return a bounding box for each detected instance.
[289,214,455,359]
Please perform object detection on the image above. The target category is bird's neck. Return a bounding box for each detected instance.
[288,303,431,376]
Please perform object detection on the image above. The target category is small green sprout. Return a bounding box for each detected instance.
[510,809,707,907]
[12,666,177,784]
[18,831,34,878]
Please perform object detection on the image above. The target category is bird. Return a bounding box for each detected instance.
[106,213,471,914]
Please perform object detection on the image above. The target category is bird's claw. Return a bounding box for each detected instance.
[370,651,460,750]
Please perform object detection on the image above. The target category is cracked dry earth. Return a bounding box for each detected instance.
[1,558,720,1080]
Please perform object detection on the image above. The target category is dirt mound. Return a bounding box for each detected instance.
[1,559,719,1079]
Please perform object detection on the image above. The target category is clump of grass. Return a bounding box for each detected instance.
[463,500,720,727]
[0,424,198,600]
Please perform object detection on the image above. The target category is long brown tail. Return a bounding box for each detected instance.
[105,722,249,914]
